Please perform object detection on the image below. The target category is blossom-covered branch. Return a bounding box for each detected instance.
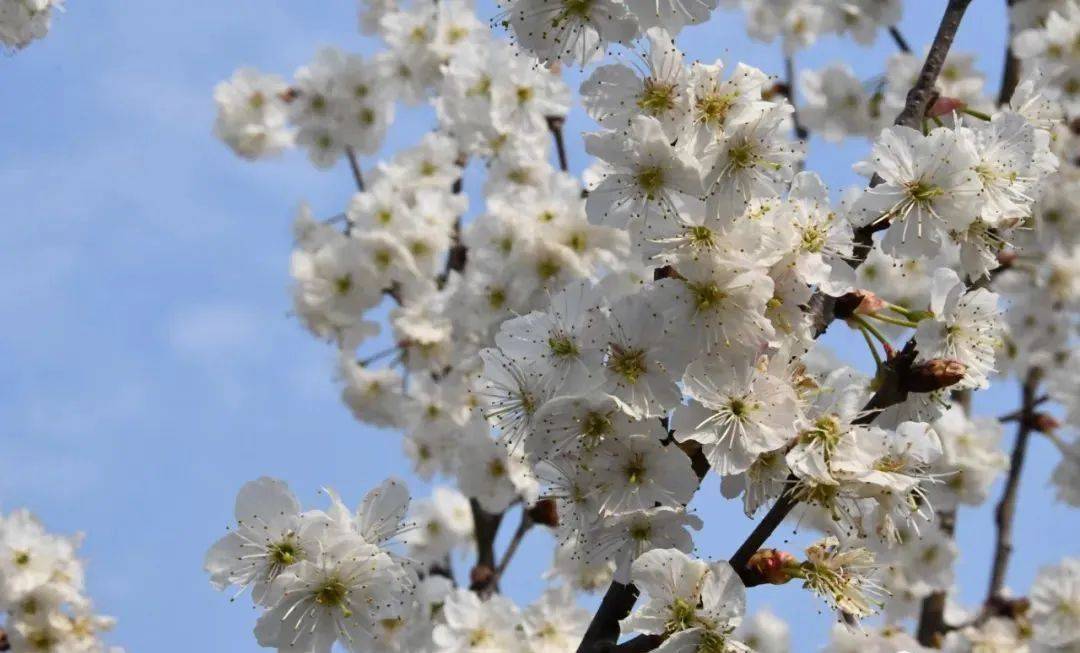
[201,0,1080,651]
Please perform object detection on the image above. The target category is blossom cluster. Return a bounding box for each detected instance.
[204,477,596,653]
[206,0,1080,651]
[0,510,119,653]
[0,0,63,49]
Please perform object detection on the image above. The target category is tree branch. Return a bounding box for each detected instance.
[888,25,912,53]
[997,0,1021,106]
[729,483,799,576]
[986,368,1042,603]
[575,582,641,653]
[892,0,973,130]
[916,511,957,646]
[782,55,808,141]
[345,146,365,192]
[998,395,1049,422]
[808,0,974,336]
[468,499,504,598]
[494,510,533,580]
[547,115,570,172]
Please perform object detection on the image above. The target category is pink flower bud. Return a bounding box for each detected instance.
[927,96,966,118]
[747,549,798,585]
[907,359,966,392]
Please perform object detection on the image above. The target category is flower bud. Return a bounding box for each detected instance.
[747,548,798,585]
[1031,412,1060,434]
[527,498,559,528]
[927,96,967,118]
[907,359,966,392]
[997,249,1018,269]
[835,290,887,320]
[469,564,495,590]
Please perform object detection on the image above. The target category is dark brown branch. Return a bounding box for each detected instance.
[436,165,469,289]
[997,47,1021,106]
[615,635,665,653]
[986,369,1042,602]
[782,56,809,141]
[575,582,641,653]
[345,146,365,192]
[998,395,1049,422]
[729,484,799,576]
[494,510,533,580]
[426,555,457,586]
[892,0,973,129]
[547,115,570,172]
[916,511,957,646]
[468,500,504,598]
[888,25,912,53]
[997,0,1022,106]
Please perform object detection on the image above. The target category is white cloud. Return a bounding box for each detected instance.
[167,302,262,357]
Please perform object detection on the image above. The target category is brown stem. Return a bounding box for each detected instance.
[615,635,665,652]
[575,582,641,653]
[997,47,1021,106]
[783,55,809,141]
[916,511,957,646]
[468,499,504,598]
[986,369,1041,602]
[888,25,912,53]
[998,395,1049,422]
[345,146,365,192]
[892,0,973,129]
[729,483,799,574]
[997,0,1021,107]
[547,115,570,172]
[494,510,533,579]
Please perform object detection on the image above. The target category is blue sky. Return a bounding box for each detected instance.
[2,1,1076,651]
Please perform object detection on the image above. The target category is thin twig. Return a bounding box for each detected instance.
[782,55,808,141]
[888,25,912,53]
[494,511,533,579]
[345,146,365,192]
[358,344,401,367]
[998,395,1049,422]
[986,368,1042,602]
[892,0,973,130]
[547,115,570,171]
[467,499,504,598]
[916,511,957,646]
[998,0,1022,106]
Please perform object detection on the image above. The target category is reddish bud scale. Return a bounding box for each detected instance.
[927,96,966,118]
[907,359,967,392]
[1031,413,1060,434]
[469,564,495,589]
[747,549,797,585]
[527,498,559,528]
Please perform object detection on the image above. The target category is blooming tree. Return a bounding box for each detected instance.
[198,0,1080,652]
[0,510,119,653]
